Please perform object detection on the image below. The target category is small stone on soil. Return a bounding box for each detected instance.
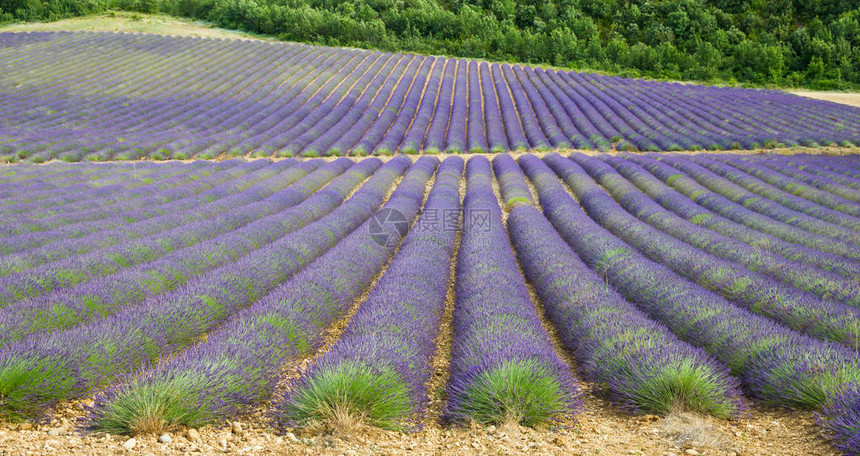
[122,437,137,450]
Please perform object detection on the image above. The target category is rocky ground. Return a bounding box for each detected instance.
[0,389,838,456]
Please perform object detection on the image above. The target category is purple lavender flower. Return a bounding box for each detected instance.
[0,157,410,421]
[820,382,860,455]
[443,156,581,427]
[520,154,860,411]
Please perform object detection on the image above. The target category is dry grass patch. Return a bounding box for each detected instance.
[661,410,732,451]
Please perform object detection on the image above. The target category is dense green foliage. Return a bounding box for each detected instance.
[2,0,859,89]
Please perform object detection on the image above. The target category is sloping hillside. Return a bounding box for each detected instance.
[1,0,858,89]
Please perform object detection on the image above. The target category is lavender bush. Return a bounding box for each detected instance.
[821,383,860,455]
[443,156,581,427]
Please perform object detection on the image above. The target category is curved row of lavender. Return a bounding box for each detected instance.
[443,156,581,426]
[0,160,314,303]
[273,157,463,430]
[0,160,361,344]
[0,161,268,253]
[523,154,860,454]
[822,382,860,455]
[551,155,860,347]
[622,154,860,259]
[2,31,860,160]
[0,152,858,452]
[529,154,859,404]
[495,155,744,418]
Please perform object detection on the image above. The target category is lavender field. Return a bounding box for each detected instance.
[0,153,858,454]
[1,31,860,162]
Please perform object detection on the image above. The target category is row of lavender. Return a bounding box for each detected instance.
[0,153,858,453]
[2,32,860,161]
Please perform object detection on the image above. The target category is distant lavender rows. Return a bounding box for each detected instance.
[0,153,858,453]
[1,32,860,162]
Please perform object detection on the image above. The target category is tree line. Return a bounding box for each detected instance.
[2,0,858,89]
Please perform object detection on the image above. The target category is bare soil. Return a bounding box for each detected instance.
[4,146,858,168]
[0,394,837,456]
[790,90,860,108]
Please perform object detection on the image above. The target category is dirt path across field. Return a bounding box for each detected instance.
[1,146,858,168]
